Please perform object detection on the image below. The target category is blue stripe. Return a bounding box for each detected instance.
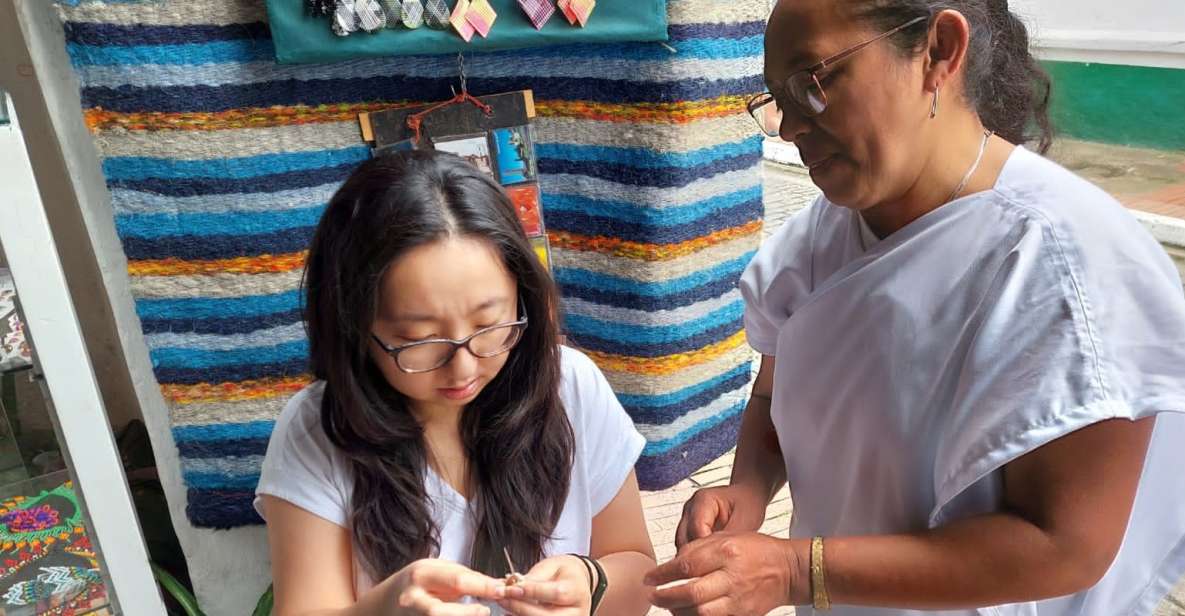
[104,147,369,181]
[68,40,276,66]
[174,420,276,442]
[63,22,272,46]
[178,438,270,459]
[539,151,762,189]
[635,412,743,491]
[122,225,314,261]
[568,317,742,358]
[564,301,743,345]
[559,275,740,311]
[618,363,751,408]
[183,471,261,490]
[156,357,308,386]
[117,204,326,239]
[641,399,747,455]
[538,137,763,170]
[547,197,761,245]
[110,161,356,196]
[545,186,762,226]
[151,340,308,370]
[554,252,756,298]
[627,370,752,425]
[186,489,262,528]
[136,290,301,320]
[81,75,762,113]
[67,36,760,68]
[140,309,304,335]
[62,20,756,47]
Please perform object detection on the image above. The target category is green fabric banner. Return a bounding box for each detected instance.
[266,0,669,64]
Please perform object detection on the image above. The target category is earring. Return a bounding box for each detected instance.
[930,87,940,119]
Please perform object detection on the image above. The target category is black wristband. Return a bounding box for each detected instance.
[567,554,608,615]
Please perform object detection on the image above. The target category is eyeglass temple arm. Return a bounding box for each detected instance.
[813,15,929,71]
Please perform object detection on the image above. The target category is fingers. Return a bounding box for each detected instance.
[399,587,491,616]
[515,579,583,607]
[675,493,723,550]
[649,570,732,610]
[410,561,507,601]
[671,597,732,616]
[644,540,726,587]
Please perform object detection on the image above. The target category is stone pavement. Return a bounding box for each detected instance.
[640,153,1185,615]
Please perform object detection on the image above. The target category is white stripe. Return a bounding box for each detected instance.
[635,385,749,441]
[74,54,758,89]
[171,397,290,426]
[184,455,266,475]
[601,345,755,397]
[667,0,769,26]
[551,235,760,283]
[145,321,306,351]
[97,122,361,159]
[130,270,304,299]
[562,290,742,327]
[535,115,756,155]
[111,183,338,215]
[539,168,760,211]
[60,0,267,25]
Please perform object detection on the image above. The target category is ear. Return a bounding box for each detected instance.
[923,9,972,94]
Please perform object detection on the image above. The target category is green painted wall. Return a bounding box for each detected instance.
[1043,61,1185,151]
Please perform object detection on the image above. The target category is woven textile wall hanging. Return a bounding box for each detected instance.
[57,0,766,528]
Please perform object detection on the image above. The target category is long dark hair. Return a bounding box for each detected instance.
[848,0,1054,153]
[302,150,574,581]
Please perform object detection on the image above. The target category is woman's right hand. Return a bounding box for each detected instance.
[675,484,770,550]
[387,558,512,616]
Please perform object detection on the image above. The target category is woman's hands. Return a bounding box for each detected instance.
[497,554,592,615]
[387,558,510,616]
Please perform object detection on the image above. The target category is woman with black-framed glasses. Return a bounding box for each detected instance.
[650,0,1185,615]
[254,151,656,616]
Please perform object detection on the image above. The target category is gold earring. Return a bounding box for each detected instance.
[930,87,940,119]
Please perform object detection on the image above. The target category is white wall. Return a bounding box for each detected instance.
[1011,0,1185,69]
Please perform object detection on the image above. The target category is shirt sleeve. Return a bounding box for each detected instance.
[254,384,350,528]
[930,213,1185,526]
[561,348,646,515]
[739,201,820,356]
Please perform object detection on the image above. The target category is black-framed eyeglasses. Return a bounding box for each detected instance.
[371,311,529,374]
[747,15,929,136]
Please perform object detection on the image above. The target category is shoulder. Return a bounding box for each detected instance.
[273,380,329,443]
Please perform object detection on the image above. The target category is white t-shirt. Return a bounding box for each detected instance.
[741,146,1185,616]
[254,346,645,606]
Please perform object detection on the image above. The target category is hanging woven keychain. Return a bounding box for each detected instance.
[517,0,555,30]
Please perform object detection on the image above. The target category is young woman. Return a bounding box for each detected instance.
[255,151,655,616]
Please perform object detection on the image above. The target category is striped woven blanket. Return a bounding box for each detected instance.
[57,0,766,528]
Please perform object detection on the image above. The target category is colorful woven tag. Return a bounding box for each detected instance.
[401,0,425,28]
[331,0,359,35]
[517,0,554,30]
[424,0,451,28]
[381,0,402,27]
[354,0,388,32]
[567,0,594,26]
[449,0,476,41]
[556,0,576,24]
[466,0,497,37]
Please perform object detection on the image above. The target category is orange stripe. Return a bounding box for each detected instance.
[162,376,311,405]
[85,102,411,132]
[128,252,307,276]
[549,220,762,261]
[85,96,748,133]
[585,330,747,376]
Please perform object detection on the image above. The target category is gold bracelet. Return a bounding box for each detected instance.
[810,536,831,610]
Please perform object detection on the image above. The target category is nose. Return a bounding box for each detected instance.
[442,344,480,380]
[779,106,812,143]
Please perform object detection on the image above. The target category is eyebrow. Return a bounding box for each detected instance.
[391,297,508,323]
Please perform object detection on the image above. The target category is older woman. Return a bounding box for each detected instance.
[646,1,1185,615]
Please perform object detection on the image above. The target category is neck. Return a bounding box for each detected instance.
[862,113,995,239]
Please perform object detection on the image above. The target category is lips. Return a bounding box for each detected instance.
[439,380,479,401]
[802,154,835,169]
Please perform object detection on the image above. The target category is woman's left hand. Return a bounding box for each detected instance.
[645,531,805,616]
[498,554,592,615]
